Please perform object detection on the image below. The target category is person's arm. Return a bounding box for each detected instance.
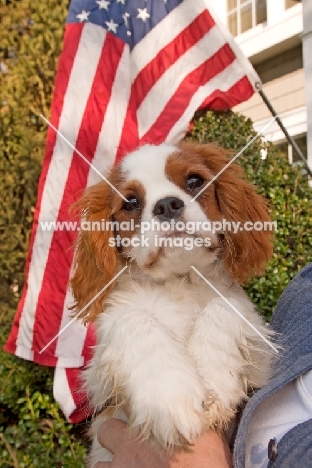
[95,419,233,468]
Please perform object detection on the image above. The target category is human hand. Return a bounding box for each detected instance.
[95,418,233,468]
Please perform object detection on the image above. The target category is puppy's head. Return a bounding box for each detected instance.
[70,142,273,322]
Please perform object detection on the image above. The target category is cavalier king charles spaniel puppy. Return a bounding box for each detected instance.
[70,141,273,467]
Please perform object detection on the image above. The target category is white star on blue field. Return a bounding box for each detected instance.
[68,0,183,48]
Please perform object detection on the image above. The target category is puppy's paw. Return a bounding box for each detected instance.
[129,371,206,448]
[203,396,236,432]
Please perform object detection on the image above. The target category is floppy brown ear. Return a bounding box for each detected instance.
[70,180,117,323]
[196,143,273,284]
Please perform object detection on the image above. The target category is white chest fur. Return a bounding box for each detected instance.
[84,269,272,467]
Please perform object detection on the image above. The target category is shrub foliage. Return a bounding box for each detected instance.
[1,0,311,466]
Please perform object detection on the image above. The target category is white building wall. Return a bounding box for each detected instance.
[266,0,285,25]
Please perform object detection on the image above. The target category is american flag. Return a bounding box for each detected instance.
[5,0,261,422]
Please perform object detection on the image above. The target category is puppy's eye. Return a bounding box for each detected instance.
[186,174,205,191]
[122,197,141,212]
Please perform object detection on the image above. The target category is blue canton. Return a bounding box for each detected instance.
[67,0,183,49]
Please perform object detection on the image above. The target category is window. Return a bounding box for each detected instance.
[277,134,307,165]
[227,0,267,36]
[285,0,299,10]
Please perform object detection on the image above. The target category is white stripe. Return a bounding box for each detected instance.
[87,44,131,187]
[137,25,227,138]
[54,289,87,367]
[53,367,77,420]
[203,0,261,88]
[130,0,206,82]
[55,47,132,362]
[165,59,246,144]
[16,24,107,357]
[13,344,36,362]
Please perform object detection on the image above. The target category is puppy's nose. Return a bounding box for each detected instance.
[153,197,184,221]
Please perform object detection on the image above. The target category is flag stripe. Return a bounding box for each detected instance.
[137,25,227,138]
[132,10,215,109]
[55,37,128,363]
[141,43,236,143]
[55,290,86,367]
[33,25,124,362]
[17,24,107,364]
[199,75,254,110]
[89,45,131,184]
[115,101,139,161]
[53,367,77,418]
[165,68,253,144]
[66,367,92,422]
[5,24,84,359]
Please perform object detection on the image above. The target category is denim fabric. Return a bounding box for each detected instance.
[233,263,312,468]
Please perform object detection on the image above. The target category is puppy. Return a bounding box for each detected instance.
[70,142,273,467]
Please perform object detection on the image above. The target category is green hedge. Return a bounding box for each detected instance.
[1,1,312,466]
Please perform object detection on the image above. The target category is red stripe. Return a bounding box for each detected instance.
[199,75,254,110]
[4,24,83,356]
[132,10,215,109]
[115,11,215,162]
[66,324,96,423]
[115,105,140,162]
[141,43,236,144]
[82,323,96,362]
[66,368,92,423]
[31,30,125,360]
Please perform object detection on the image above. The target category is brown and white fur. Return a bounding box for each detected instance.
[70,142,273,467]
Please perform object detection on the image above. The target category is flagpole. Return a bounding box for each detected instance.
[255,82,312,178]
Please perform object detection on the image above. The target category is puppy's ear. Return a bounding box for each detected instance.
[196,143,273,283]
[70,180,117,323]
